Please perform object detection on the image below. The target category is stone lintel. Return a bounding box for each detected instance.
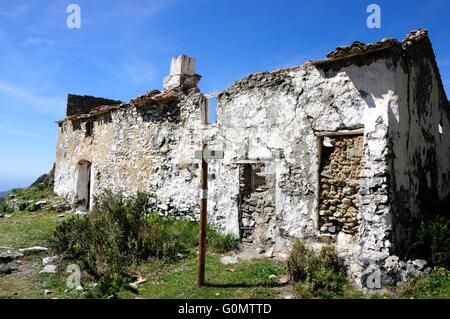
[315,128,365,136]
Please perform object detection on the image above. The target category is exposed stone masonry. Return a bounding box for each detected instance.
[239,164,276,247]
[319,135,363,235]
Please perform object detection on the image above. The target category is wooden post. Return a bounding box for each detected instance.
[197,143,208,287]
[194,145,223,287]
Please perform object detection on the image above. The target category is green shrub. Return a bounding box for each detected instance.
[287,241,348,298]
[287,241,312,282]
[1,185,56,213]
[207,227,239,253]
[0,197,13,214]
[50,190,240,296]
[418,215,450,268]
[50,215,90,256]
[50,191,153,295]
[144,213,239,254]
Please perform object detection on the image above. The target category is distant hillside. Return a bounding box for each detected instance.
[0,191,10,198]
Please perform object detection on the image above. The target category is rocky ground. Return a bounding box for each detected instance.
[0,209,81,299]
[1,194,70,216]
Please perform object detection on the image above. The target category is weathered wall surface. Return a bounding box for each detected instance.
[55,59,397,261]
[55,96,203,218]
[212,60,400,285]
[389,38,450,256]
[238,163,277,246]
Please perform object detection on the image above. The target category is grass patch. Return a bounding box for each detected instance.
[119,255,284,299]
[145,213,239,254]
[0,210,79,299]
[207,228,240,253]
[0,210,60,248]
[1,185,57,213]
[2,193,449,299]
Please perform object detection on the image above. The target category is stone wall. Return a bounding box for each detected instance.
[215,58,397,259]
[238,164,276,247]
[319,135,363,236]
[55,91,204,219]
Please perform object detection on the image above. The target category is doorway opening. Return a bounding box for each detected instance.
[238,163,275,245]
[76,161,92,211]
[317,134,363,236]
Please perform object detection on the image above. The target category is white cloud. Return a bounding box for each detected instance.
[0,81,65,113]
[108,0,175,19]
[123,58,155,85]
[0,124,40,138]
[0,3,33,19]
[23,36,55,48]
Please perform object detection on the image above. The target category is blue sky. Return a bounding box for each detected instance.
[0,0,449,191]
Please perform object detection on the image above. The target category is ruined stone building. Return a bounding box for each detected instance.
[54,30,450,286]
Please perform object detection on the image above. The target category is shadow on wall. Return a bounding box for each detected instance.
[316,65,388,110]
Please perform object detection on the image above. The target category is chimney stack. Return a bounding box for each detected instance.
[163,55,201,91]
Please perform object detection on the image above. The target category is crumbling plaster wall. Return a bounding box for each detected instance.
[55,57,401,273]
[54,120,95,208]
[209,59,399,261]
[389,49,450,256]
